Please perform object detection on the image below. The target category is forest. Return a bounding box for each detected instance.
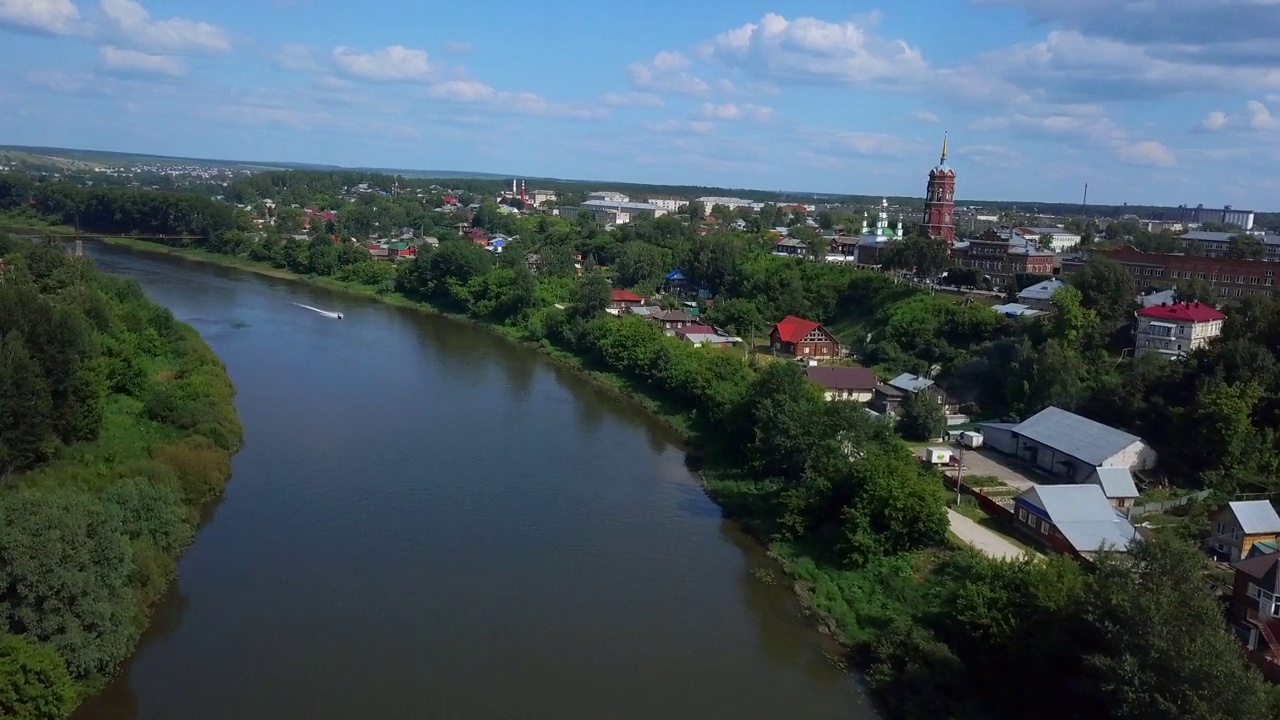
[6,169,1280,717]
[0,233,241,718]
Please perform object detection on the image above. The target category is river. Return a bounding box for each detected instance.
[74,243,877,720]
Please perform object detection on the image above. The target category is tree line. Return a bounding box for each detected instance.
[0,233,241,718]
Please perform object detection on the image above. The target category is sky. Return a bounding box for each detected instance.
[1,0,1279,209]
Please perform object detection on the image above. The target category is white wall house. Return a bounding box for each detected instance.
[695,196,754,213]
[1015,227,1082,253]
[977,406,1157,480]
[1134,302,1226,359]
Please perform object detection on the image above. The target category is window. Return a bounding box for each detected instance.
[1251,277,1260,285]
[1198,272,1206,280]
[1237,275,1245,284]
[1211,273,1218,281]
[1018,509,1027,521]
[1040,521,1050,535]
[1249,584,1261,600]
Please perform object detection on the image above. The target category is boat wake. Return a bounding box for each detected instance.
[293,303,343,320]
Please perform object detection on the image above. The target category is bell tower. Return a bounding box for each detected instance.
[922,132,956,242]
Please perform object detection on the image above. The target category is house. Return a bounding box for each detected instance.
[1210,501,1280,562]
[1134,301,1226,359]
[663,269,688,294]
[769,315,840,359]
[387,241,417,261]
[651,309,696,334]
[1013,226,1083,253]
[805,366,878,402]
[674,324,742,348]
[610,289,645,310]
[977,406,1156,480]
[773,237,809,257]
[420,236,440,249]
[1085,467,1139,509]
[364,243,390,260]
[627,306,661,319]
[1061,246,1278,300]
[1013,484,1137,557]
[1016,278,1068,311]
[871,373,948,416]
[1227,552,1280,681]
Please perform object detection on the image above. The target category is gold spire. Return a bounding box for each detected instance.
[940,131,949,164]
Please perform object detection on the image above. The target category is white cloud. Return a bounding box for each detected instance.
[332,44,434,82]
[829,131,916,157]
[1247,100,1277,130]
[955,144,1024,168]
[99,44,184,77]
[277,43,317,71]
[696,102,773,122]
[1198,110,1229,131]
[628,51,709,95]
[1118,140,1177,167]
[699,13,928,86]
[442,40,472,55]
[0,0,79,34]
[912,110,940,123]
[601,91,663,108]
[100,0,230,54]
[646,119,716,136]
[427,80,495,103]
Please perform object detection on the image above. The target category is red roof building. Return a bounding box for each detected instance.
[770,316,840,359]
[1134,301,1227,359]
[610,289,645,308]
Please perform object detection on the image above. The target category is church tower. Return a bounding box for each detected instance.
[922,132,956,242]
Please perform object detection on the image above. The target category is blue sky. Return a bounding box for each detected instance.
[2,0,1279,209]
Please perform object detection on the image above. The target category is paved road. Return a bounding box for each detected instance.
[947,509,1027,560]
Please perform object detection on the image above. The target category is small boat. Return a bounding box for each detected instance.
[336,313,344,320]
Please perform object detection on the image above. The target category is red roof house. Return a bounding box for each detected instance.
[770,315,840,359]
[1134,301,1227,359]
[610,289,645,308]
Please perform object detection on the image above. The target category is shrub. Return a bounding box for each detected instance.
[151,436,232,507]
[0,634,78,720]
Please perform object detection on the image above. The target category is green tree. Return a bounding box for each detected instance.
[897,389,946,441]
[1226,233,1266,261]
[1083,536,1273,719]
[881,235,951,278]
[576,271,612,317]
[0,490,135,679]
[614,241,669,291]
[0,634,78,720]
[274,206,305,235]
[1174,278,1218,304]
[1069,258,1134,324]
[0,331,55,476]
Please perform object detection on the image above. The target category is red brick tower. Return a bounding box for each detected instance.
[922,132,956,242]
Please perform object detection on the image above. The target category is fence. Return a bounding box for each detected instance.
[1127,489,1213,519]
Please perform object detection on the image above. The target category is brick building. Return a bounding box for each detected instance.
[951,229,1055,286]
[1062,246,1278,299]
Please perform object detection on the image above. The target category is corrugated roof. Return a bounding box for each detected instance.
[888,373,934,393]
[1012,406,1143,467]
[1088,467,1139,499]
[1017,278,1067,302]
[1230,500,1280,535]
[1021,484,1136,553]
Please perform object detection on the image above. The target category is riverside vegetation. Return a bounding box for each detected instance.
[0,233,241,718]
[6,171,1280,717]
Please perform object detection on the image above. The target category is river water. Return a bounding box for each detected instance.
[75,244,876,720]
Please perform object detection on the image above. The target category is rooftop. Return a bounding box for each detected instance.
[1011,406,1144,467]
[1228,500,1280,535]
[887,373,935,394]
[1088,467,1139,499]
[1020,484,1137,553]
[1137,301,1227,323]
[805,366,878,392]
[772,315,821,344]
[1017,278,1068,302]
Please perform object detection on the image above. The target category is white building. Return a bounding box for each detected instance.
[644,195,685,212]
[528,189,558,206]
[695,196,754,213]
[1134,301,1227,359]
[1014,226,1082,253]
[561,200,667,225]
[587,191,630,203]
[978,406,1157,480]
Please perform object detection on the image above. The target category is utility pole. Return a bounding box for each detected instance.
[955,442,967,504]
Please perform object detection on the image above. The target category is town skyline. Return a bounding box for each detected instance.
[1,0,1278,208]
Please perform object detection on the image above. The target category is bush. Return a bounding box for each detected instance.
[151,436,232,506]
[0,634,78,720]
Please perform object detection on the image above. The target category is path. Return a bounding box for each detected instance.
[947,509,1027,560]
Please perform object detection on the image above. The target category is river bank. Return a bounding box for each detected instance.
[0,235,243,717]
[98,238,865,668]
